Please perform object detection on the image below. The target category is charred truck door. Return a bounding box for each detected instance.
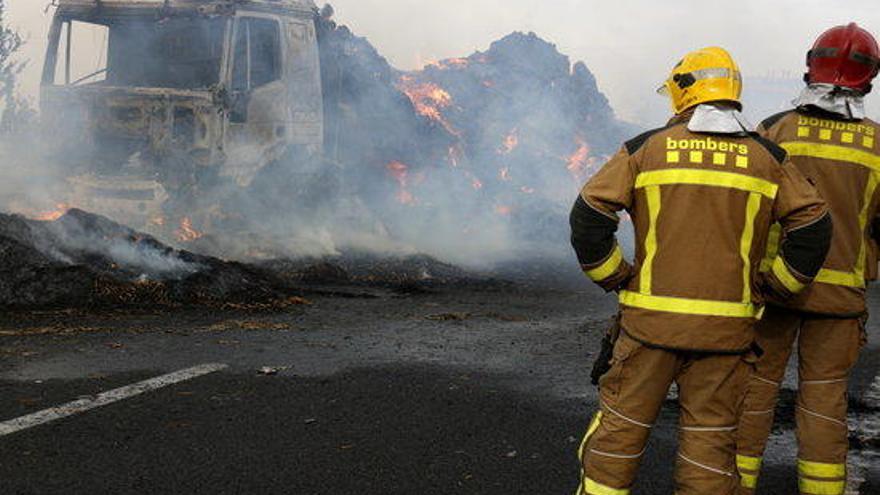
[224,14,289,185]
[283,18,323,158]
[223,10,324,187]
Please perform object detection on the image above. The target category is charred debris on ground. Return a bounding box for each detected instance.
[0,209,519,311]
[0,10,628,310]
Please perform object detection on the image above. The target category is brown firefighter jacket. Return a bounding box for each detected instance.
[758,108,880,317]
[570,113,831,353]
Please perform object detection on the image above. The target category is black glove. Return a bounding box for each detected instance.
[591,314,621,386]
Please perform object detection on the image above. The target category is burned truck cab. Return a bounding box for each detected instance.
[40,0,324,225]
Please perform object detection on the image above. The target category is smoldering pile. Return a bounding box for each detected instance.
[227,18,638,264]
[0,208,300,309]
[261,252,518,293]
[311,18,640,260]
[0,208,518,310]
[0,11,641,290]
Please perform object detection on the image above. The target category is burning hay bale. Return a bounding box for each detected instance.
[0,209,298,309]
[314,16,640,260]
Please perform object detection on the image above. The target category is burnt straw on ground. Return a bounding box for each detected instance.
[0,209,302,309]
[0,209,525,309]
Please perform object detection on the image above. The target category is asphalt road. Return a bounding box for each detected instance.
[0,283,878,494]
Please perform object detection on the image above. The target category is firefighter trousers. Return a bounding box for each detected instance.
[576,331,752,495]
[735,306,865,495]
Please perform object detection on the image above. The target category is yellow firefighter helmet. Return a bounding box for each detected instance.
[658,47,743,114]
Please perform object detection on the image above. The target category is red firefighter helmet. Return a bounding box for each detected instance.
[806,23,880,94]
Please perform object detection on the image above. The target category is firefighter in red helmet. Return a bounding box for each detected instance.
[736,23,880,495]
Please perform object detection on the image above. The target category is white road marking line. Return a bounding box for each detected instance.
[0,363,228,437]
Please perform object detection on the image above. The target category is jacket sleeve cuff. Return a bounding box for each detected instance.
[582,244,632,292]
[765,256,810,298]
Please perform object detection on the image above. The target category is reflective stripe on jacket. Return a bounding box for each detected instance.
[759,108,880,316]
[571,114,830,352]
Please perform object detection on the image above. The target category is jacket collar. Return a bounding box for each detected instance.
[793,84,866,120]
[667,103,754,134]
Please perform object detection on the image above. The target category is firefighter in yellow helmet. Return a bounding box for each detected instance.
[735,24,880,495]
[570,47,832,494]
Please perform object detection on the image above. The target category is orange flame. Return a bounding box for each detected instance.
[175,217,204,243]
[500,167,511,182]
[33,203,70,222]
[397,77,460,136]
[494,205,513,216]
[461,170,483,191]
[566,139,592,181]
[387,161,416,205]
[499,129,519,155]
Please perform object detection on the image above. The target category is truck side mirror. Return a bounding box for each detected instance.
[230,91,251,123]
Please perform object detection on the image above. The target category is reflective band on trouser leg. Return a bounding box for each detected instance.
[795,387,848,495]
[740,193,762,303]
[575,411,602,495]
[578,411,603,461]
[736,455,762,489]
[771,256,806,294]
[576,411,605,495]
[798,459,846,495]
[798,460,846,479]
[580,399,654,495]
[739,472,758,490]
[640,185,661,294]
[798,477,845,495]
[585,246,624,282]
[582,478,630,495]
[736,454,762,472]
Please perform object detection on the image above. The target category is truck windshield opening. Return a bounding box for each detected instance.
[52,17,227,89]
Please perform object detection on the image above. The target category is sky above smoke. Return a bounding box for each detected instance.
[7,0,880,125]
